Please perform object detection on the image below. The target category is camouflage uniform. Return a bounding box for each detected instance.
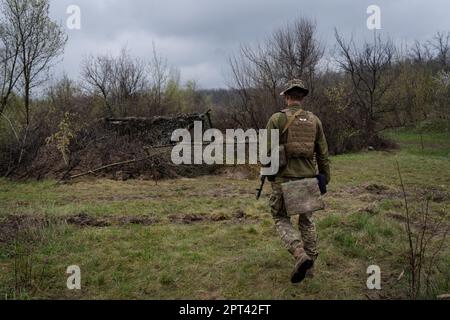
[266,80,330,263]
[270,177,318,259]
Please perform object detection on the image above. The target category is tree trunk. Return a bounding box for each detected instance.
[25,80,30,126]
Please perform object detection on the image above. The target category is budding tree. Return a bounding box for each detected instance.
[2,0,67,125]
[0,14,21,116]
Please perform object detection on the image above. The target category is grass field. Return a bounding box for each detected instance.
[0,129,449,300]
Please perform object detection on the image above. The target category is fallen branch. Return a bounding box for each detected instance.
[68,146,171,180]
[69,157,151,180]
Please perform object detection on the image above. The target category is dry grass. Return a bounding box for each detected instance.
[0,130,448,299]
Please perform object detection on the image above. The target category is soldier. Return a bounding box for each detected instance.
[265,79,331,284]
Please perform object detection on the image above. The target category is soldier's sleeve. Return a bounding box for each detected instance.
[265,113,280,156]
[315,118,331,184]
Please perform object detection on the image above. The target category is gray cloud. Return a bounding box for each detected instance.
[49,0,450,88]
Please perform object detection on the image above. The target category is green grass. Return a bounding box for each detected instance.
[383,128,450,158]
[0,130,449,300]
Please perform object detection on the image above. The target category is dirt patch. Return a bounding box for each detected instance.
[168,210,255,225]
[358,202,379,215]
[1,210,258,239]
[343,183,394,197]
[235,209,246,219]
[210,213,230,222]
[419,188,449,203]
[342,183,449,207]
[169,214,210,224]
[66,213,163,227]
[363,183,391,194]
[214,166,259,180]
[429,192,448,203]
[115,215,160,226]
[190,188,255,199]
[66,213,110,227]
[340,183,402,203]
[2,213,161,230]
[387,212,407,223]
[387,212,449,234]
[357,194,382,203]
[0,215,53,244]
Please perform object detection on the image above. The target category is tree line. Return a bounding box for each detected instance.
[0,0,449,176]
[225,18,449,153]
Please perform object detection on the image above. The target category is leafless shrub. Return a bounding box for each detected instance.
[396,161,449,299]
[0,215,63,298]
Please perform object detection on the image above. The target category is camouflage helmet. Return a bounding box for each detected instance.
[280,79,309,97]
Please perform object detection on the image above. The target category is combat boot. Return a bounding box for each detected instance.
[291,247,313,284]
[305,255,318,279]
[305,266,315,278]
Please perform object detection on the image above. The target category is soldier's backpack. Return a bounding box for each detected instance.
[281,109,318,160]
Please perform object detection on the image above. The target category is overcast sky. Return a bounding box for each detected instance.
[49,0,450,89]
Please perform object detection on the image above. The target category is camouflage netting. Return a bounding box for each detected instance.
[19,112,219,181]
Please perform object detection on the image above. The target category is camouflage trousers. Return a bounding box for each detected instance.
[270,178,318,259]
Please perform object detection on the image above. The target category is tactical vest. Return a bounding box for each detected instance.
[281,109,317,160]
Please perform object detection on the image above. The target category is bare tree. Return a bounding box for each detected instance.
[81,54,114,116]
[148,43,169,114]
[46,74,81,114]
[0,0,66,172]
[228,54,260,128]
[410,40,433,64]
[81,48,147,117]
[429,31,450,68]
[228,17,323,129]
[334,30,397,139]
[0,14,21,115]
[112,48,146,117]
[0,11,22,144]
[3,0,67,125]
[270,18,323,93]
[229,43,280,128]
